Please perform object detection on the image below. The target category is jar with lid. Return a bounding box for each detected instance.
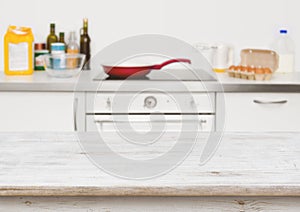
[51,43,66,70]
[34,43,48,71]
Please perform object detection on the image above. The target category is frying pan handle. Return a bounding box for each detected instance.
[152,58,191,69]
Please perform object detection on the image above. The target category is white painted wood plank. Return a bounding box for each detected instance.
[0,132,300,196]
[1,197,300,211]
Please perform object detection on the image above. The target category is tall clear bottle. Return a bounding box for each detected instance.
[67,31,80,68]
[80,18,91,70]
[271,29,295,73]
[47,23,58,52]
[67,31,79,54]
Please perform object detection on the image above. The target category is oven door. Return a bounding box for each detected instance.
[86,115,214,132]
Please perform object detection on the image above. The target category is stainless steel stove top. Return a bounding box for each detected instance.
[93,69,217,81]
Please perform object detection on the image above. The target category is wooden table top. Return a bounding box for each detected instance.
[0,132,299,197]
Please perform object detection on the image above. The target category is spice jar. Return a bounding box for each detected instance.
[34,43,48,71]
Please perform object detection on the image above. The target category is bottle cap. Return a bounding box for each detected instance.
[83,18,88,28]
[59,32,64,37]
[51,42,65,52]
[34,43,46,50]
[69,31,77,41]
[50,23,55,27]
[280,29,288,34]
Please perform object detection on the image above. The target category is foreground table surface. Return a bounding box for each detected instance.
[1,132,300,211]
[0,132,299,197]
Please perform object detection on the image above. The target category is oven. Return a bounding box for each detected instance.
[86,92,215,132]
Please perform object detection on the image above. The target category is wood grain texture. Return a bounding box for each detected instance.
[0,132,300,197]
[1,197,300,211]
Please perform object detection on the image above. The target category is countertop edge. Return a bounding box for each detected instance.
[1,72,300,92]
[1,185,300,197]
[1,83,300,92]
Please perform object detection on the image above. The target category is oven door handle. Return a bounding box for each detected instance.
[93,119,207,131]
[94,119,206,123]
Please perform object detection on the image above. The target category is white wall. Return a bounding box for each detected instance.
[0,0,299,70]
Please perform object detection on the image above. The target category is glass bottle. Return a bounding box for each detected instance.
[80,18,91,70]
[59,32,66,52]
[67,31,80,69]
[47,23,58,52]
[67,31,79,54]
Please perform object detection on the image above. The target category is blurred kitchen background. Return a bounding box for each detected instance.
[0,0,298,71]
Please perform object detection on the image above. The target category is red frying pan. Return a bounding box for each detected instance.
[102,58,191,78]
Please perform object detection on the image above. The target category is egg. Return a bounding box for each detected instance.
[234,66,241,78]
[229,65,235,70]
[264,67,272,74]
[264,67,273,80]
[255,67,264,74]
[240,66,246,72]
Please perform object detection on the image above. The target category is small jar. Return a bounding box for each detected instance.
[51,43,66,70]
[34,43,48,71]
[51,43,65,54]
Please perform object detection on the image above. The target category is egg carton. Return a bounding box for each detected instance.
[227,66,273,81]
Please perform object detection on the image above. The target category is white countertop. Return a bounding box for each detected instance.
[1,71,300,92]
[0,132,299,197]
[218,72,300,84]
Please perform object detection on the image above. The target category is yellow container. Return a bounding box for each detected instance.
[4,26,34,75]
[213,68,226,73]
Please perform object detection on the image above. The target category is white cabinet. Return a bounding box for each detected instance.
[220,93,300,131]
[0,92,82,132]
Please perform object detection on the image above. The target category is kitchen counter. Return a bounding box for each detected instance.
[1,131,300,211]
[1,71,300,92]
